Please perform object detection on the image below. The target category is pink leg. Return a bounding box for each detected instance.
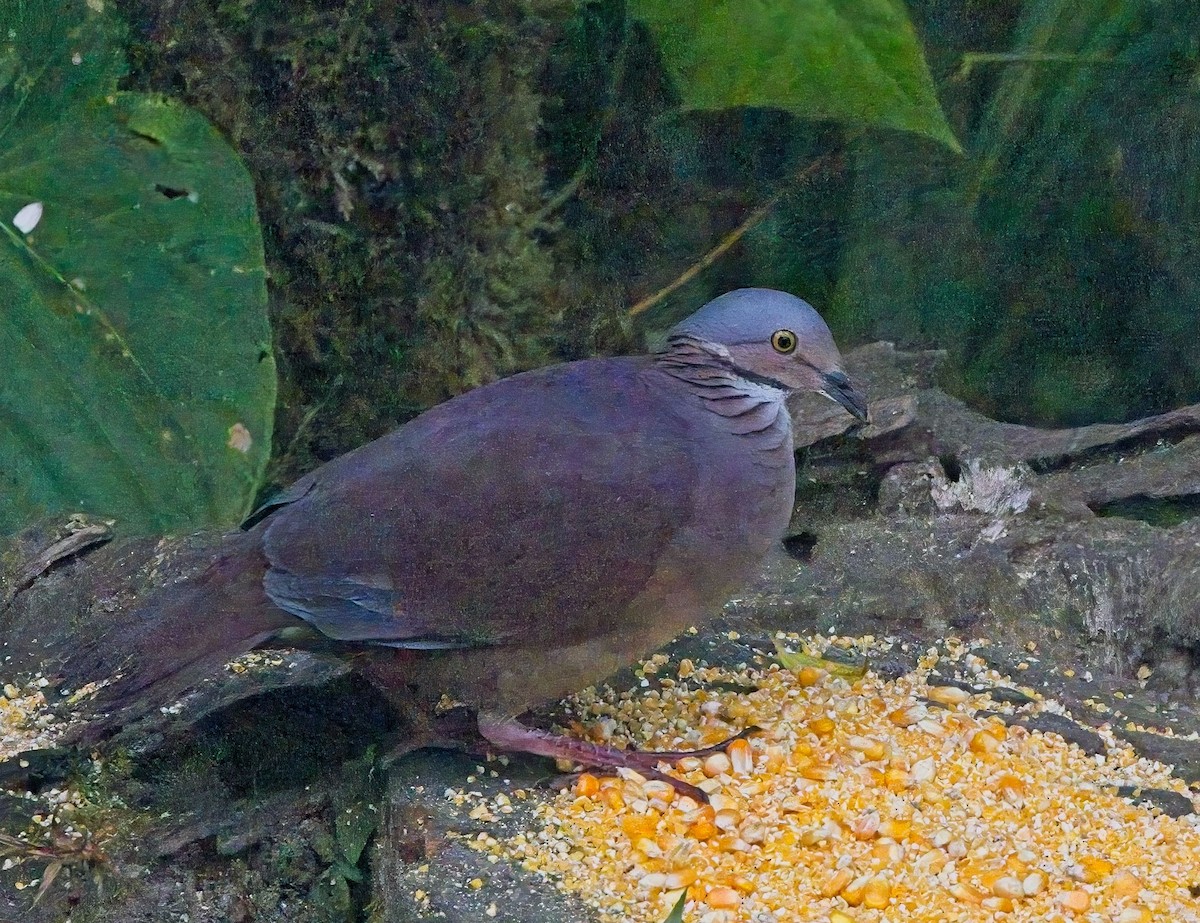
[477,713,756,801]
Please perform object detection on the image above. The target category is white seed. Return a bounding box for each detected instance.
[708,793,734,812]
[729,742,753,775]
[740,821,767,844]
[780,795,805,813]
[927,685,971,705]
[992,876,1024,899]
[850,811,880,839]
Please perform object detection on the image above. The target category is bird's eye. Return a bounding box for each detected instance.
[771,329,797,354]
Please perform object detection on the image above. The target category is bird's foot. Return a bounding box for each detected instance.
[477,713,756,802]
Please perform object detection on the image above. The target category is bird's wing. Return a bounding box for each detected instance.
[260,359,699,649]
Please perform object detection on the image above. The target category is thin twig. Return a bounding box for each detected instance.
[530,166,589,228]
[628,154,833,318]
[953,51,1111,82]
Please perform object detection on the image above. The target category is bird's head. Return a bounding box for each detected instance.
[668,288,869,421]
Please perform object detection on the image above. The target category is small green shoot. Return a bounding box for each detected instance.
[662,887,688,923]
[772,638,868,681]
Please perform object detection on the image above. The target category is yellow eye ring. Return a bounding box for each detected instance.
[771,329,797,354]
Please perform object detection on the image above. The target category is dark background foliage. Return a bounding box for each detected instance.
[116,0,1200,489]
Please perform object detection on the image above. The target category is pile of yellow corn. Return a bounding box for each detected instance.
[0,674,61,761]
[468,634,1200,923]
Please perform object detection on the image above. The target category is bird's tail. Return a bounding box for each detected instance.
[60,528,296,733]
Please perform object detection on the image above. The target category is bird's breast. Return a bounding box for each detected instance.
[698,393,796,552]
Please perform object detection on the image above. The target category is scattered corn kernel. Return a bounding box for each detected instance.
[821,867,853,898]
[688,818,716,841]
[810,716,836,737]
[969,729,1002,756]
[575,773,600,797]
[1057,890,1091,913]
[878,817,911,839]
[841,873,872,907]
[705,886,740,910]
[949,882,986,905]
[847,735,887,761]
[1111,869,1142,897]
[927,685,971,706]
[915,849,949,875]
[862,874,891,909]
[727,738,753,774]
[991,876,1024,899]
[888,705,924,726]
[850,811,880,839]
[1076,855,1113,883]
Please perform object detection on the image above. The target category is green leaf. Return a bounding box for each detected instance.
[662,888,687,923]
[629,0,960,151]
[335,800,379,868]
[772,638,868,680]
[0,0,274,534]
[333,749,382,866]
[308,872,353,922]
[329,858,364,884]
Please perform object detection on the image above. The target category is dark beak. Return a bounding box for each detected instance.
[821,370,870,422]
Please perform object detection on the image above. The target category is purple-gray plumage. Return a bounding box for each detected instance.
[76,288,867,771]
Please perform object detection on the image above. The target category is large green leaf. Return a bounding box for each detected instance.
[629,0,960,151]
[0,0,275,534]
